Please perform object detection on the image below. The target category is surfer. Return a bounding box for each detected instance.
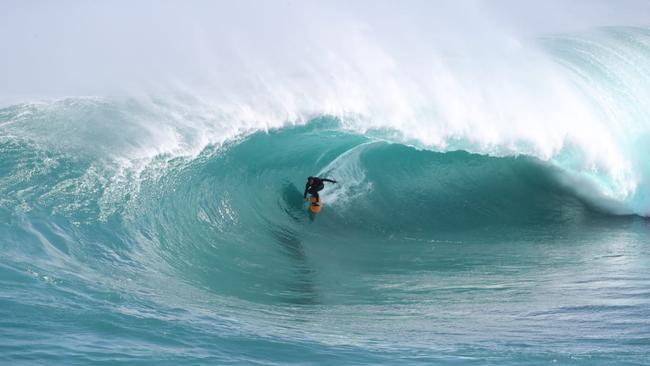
[303,176,337,204]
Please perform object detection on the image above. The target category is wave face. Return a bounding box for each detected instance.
[2,97,650,364]
[2,3,650,364]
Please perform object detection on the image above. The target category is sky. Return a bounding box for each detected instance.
[1,0,649,103]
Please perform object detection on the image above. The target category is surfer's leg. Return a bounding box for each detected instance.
[314,183,325,202]
[308,188,320,205]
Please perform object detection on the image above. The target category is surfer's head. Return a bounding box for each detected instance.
[307,176,314,184]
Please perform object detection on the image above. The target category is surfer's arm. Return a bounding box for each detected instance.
[303,183,309,198]
[322,178,337,184]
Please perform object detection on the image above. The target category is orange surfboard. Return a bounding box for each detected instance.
[309,196,322,213]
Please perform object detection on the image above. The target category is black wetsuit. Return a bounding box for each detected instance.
[304,177,336,200]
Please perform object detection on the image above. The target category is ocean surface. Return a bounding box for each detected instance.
[2,3,650,365]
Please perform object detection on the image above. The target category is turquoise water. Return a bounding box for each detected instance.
[2,20,650,366]
[2,107,650,364]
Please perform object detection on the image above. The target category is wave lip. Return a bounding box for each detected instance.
[3,29,650,215]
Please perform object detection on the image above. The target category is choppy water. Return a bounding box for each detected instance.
[2,101,650,364]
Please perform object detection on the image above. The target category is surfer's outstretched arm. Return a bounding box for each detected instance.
[322,178,337,183]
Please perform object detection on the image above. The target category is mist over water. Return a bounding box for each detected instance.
[3,0,650,213]
[1,1,650,365]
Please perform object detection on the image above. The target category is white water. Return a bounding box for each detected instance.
[1,1,649,214]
